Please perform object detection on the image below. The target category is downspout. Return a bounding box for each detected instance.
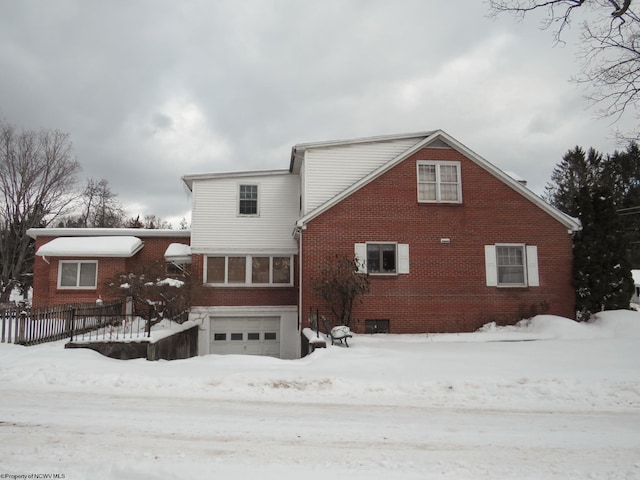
[295,223,307,335]
[298,226,303,332]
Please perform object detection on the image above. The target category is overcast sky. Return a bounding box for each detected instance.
[1,1,636,227]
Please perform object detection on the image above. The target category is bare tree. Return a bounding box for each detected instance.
[125,214,172,229]
[80,178,126,228]
[142,214,172,229]
[0,121,80,300]
[105,259,194,326]
[488,0,640,139]
[311,254,370,328]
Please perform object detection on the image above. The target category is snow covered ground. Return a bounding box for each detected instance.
[1,311,639,479]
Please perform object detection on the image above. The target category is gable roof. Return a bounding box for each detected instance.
[182,169,290,191]
[289,131,433,174]
[294,130,581,233]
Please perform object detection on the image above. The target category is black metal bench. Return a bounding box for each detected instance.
[320,315,352,347]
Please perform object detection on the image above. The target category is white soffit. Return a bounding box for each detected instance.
[36,236,144,257]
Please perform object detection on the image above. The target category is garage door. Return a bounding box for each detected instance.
[210,316,280,357]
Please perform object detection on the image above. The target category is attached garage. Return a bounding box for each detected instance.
[210,316,280,357]
[191,305,299,359]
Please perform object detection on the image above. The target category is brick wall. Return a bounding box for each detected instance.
[189,254,298,307]
[32,235,190,307]
[301,147,575,333]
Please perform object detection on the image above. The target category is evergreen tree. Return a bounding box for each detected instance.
[573,185,634,319]
[605,143,640,267]
[544,146,602,217]
[547,146,635,319]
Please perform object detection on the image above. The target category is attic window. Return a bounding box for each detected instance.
[417,161,461,203]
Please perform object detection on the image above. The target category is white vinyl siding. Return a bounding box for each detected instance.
[484,245,539,287]
[303,138,424,214]
[190,172,299,254]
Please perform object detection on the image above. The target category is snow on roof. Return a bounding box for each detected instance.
[27,228,190,239]
[156,277,185,287]
[164,243,192,263]
[36,236,144,258]
[504,171,527,185]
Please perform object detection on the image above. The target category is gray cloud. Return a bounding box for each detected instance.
[1,0,635,225]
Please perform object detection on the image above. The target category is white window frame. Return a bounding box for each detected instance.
[238,184,259,216]
[57,260,98,289]
[367,243,398,275]
[204,255,293,286]
[355,243,410,275]
[416,160,462,203]
[484,244,539,288]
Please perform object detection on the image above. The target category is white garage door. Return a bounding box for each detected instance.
[210,316,280,357]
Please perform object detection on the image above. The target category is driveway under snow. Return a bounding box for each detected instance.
[1,312,639,479]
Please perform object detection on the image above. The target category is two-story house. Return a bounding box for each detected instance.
[183,170,301,358]
[184,130,580,359]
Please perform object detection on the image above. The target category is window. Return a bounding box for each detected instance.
[496,245,525,286]
[252,257,270,283]
[367,243,397,274]
[272,257,291,284]
[205,255,293,285]
[166,262,184,275]
[365,319,390,334]
[228,256,246,283]
[417,161,461,203]
[239,184,258,215]
[355,243,409,274]
[484,244,539,287]
[206,257,225,283]
[58,261,97,289]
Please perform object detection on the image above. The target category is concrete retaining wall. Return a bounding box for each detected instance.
[65,325,199,361]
